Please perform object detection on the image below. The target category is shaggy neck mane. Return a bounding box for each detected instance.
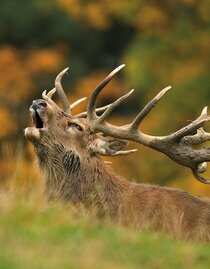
[35,141,130,218]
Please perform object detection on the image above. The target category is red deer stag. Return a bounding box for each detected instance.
[25,65,210,242]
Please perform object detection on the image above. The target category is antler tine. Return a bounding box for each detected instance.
[99,89,134,123]
[130,86,171,130]
[99,148,138,157]
[109,149,138,156]
[55,67,71,114]
[70,97,87,111]
[47,87,56,98]
[192,163,210,184]
[87,64,125,120]
[170,106,210,141]
[75,103,119,118]
[42,90,57,106]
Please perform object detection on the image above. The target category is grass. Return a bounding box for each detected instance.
[0,192,210,269]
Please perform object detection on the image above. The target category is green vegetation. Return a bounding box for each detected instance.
[0,196,210,269]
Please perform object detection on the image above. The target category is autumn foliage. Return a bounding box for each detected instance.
[0,0,210,196]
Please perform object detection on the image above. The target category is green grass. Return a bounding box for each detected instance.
[0,195,210,269]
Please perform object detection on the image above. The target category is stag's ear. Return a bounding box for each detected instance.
[88,135,128,156]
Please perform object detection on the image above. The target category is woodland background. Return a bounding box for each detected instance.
[1,0,210,196]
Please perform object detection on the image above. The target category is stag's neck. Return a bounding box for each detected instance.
[36,144,130,213]
[35,143,64,198]
[60,155,130,206]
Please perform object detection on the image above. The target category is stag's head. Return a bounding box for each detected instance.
[25,66,134,159]
[25,90,88,151]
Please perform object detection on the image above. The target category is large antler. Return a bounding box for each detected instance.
[87,65,210,184]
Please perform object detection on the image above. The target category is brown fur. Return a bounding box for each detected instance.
[25,98,210,243]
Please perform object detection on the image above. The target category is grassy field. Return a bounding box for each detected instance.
[0,193,210,269]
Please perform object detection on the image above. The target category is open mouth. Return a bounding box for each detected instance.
[34,111,44,128]
[30,109,45,130]
[25,106,47,140]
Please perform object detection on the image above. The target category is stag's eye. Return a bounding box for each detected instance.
[67,122,83,132]
[75,124,83,131]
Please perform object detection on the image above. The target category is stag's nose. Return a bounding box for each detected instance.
[31,99,47,110]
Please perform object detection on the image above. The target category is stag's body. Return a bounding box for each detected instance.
[32,130,210,242]
[25,66,210,242]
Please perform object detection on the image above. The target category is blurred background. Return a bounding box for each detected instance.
[0,0,210,196]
